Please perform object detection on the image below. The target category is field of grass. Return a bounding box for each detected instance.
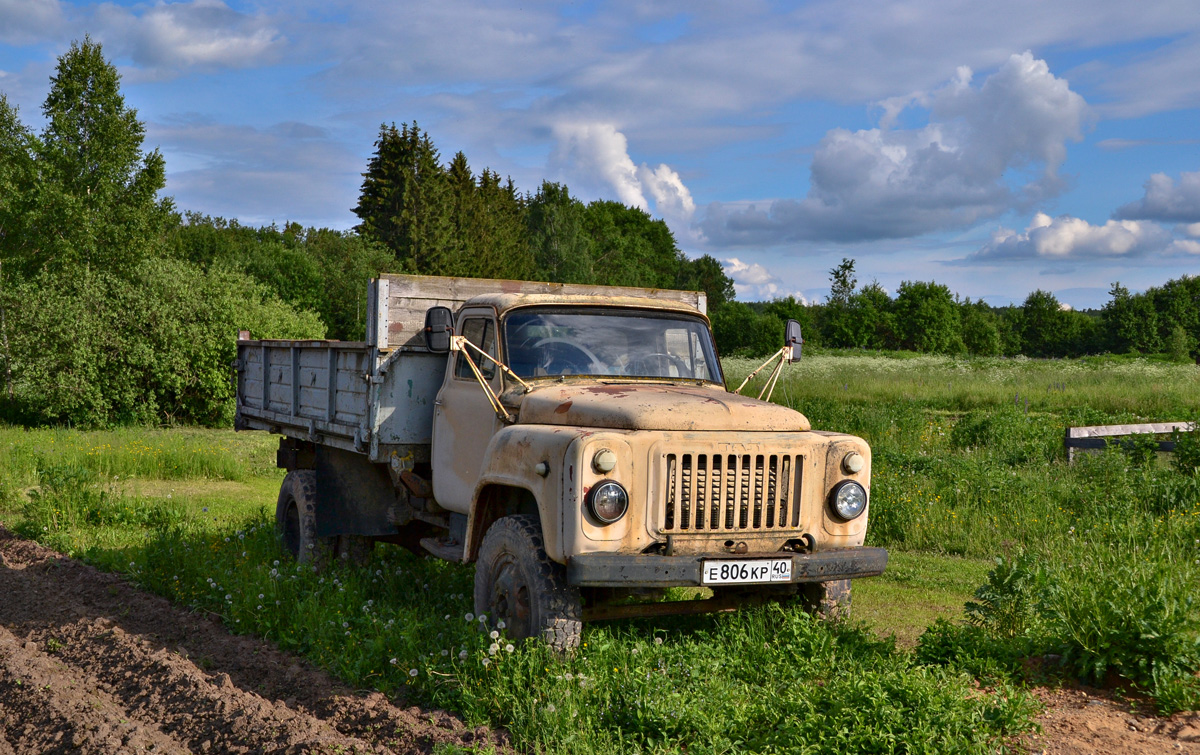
[3,353,1200,752]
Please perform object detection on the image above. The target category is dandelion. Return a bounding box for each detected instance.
[654,637,663,645]
[481,658,491,667]
[390,658,398,665]
[497,620,506,630]
[459,650,468,660]
[545,704,556,714]
[489,643,499,655]
[441,649,449,656]
[258,594,264,600]
[225,594,232,600]
[478,614,488,623]
[505,644,514,653]
[444,615,451,621]
[409,668,419,677]
[490,630,499,640]
[464,613,475,622]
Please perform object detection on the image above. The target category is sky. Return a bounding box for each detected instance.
[2,1,1200,309]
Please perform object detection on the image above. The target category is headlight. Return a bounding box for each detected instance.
[588,480,628,524]
[829,480,867,521]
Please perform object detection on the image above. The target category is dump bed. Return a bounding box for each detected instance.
[234,273,708,462]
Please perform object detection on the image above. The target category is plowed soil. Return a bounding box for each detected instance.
[1,524,1197,755]
[0,525,506,754]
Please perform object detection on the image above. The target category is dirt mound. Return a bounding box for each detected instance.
[0,525,507,754]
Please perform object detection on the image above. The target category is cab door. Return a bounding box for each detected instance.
[431,308,503,514]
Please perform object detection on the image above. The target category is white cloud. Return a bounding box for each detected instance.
[0,0,63,44]
[551,122,647,210]
[698,52,1089,246]
[550,121,697,229]
[1114,171,1200,223]
[722,257,805,302]
[94,0,282,72]
[971,212,1172,261]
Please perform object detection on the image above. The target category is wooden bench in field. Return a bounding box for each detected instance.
[1064,422,1193,462]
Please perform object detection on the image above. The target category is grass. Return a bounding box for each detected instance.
[2,351,1200,750]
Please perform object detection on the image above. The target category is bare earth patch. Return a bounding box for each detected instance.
[1021,686,1200,754]
[0,524,507,754]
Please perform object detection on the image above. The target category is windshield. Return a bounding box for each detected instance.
[504,308,722,383]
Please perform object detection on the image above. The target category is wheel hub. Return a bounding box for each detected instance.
[491,558,532,638]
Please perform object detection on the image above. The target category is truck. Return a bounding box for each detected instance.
[235,273,887,649]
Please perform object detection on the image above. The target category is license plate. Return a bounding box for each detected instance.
[701,558,792,585]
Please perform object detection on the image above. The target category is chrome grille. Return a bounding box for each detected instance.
[662,452,803,533]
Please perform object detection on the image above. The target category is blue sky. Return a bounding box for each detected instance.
[3,1,1200,309]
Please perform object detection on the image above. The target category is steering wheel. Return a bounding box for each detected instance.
[532,338,604,375]
[626,352,691,378]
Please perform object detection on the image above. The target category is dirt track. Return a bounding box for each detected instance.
[0,525,506,754]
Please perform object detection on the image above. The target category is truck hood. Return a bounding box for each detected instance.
[515,383,811,432]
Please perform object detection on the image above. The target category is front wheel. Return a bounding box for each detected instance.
[474,515,582,651]
[803,579,851,620]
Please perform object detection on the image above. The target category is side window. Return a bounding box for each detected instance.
[455,317,497,380]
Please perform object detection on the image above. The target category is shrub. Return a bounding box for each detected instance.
[6,259,325,427]
[950,409,1056,465]
[1040,535,1200,692]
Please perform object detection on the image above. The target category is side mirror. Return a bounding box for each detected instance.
[785,319,803,362]
[424,306,454,353]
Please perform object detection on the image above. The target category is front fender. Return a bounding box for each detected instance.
[466,424,581,563]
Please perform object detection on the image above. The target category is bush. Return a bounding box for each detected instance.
[5,259,325,427]
[950,409,1057,465]
[1040,535,1200,693]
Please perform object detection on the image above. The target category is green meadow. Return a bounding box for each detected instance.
[2,352,1199,753]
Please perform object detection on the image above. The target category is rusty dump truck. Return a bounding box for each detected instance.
[235,274,886,649]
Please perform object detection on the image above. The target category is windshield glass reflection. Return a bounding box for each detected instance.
[504,309,722,382]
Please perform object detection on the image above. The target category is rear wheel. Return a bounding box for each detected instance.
[474,515,582,651]
[275,470,332,565]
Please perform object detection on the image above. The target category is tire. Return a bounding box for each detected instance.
[275,470,332,566]
[333,534,375,566]
[474,515,582,652]
[803,579,851,620]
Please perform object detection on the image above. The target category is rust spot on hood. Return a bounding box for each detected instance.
[554,400,573,414]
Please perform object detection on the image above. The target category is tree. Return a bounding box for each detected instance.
[1019,290,1075,357]
[354,122,451,274]
[960,299,1001,356]
[821,258,862,347]
[8,37,173,279]
[1101,282,1160,354]
[894,281,963,354]
[527,182,594,283]
[857,281,897,350]
[676,254,735,312]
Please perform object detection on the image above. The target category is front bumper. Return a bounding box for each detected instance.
[566,547,888,588]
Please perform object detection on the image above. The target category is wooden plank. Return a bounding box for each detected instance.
[1066,422,1191,440]
[1064,421,1194,462]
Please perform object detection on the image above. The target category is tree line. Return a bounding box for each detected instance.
[716,258,1199,362]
